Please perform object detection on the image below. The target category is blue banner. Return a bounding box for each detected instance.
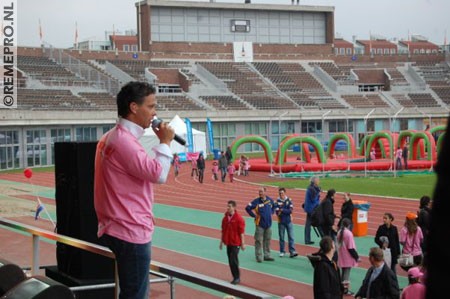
[185,118,194,153]
[206,118,214,152]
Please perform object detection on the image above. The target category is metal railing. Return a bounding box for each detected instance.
[0,217,272,299]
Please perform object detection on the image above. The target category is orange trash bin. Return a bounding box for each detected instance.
[352,200,371,237]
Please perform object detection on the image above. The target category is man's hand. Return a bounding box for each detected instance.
[241,244,245,251]
[152,121,175,146]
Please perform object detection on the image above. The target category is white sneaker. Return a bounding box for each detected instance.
[279,252,285,257]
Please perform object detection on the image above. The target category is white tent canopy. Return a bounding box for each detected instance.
[140,115,207,159]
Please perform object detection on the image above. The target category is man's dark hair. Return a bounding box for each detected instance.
[117,81,156,118]
[319,236,333,254]
[419,195,431,209]
[278,187,286,193]
[228,200,237,207]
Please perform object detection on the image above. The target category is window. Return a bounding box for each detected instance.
[23,129,48,167]
[244,122,267,152]
[102,125,115,134]
[328,120,354,133]
[390,48,396,54]
[123,44,130,51]
[301,121,322,140]
[131,45,138,52]
[0,130,19,170]
[213,123,236,152]
[377,48,383,54]
[334,48,339,55]
[384,48,390,55]
[340,48,346,55]
[400,119,408,130]
[75,127,97,141]
[346,48,352,55]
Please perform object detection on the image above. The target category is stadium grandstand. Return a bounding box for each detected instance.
[1,0,449,171]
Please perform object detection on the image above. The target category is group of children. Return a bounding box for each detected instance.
[174,153,250,183]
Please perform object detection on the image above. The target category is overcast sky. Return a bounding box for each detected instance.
[18,0,449,48]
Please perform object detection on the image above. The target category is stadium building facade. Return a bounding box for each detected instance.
[0,0,449,170]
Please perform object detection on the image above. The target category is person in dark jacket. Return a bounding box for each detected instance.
[309,236,343,299]
[220,200,246,285]
[225,146,233,164]
[303,176,321,245]
[402,142,409,170]
[196,153,205,183]
[320,189,337,239]
[245,187,275,263]
[218,151,228,182]
[375,213,401,275]
[355,247,400,299]
[417,195,432,254]
[338,192,354,231]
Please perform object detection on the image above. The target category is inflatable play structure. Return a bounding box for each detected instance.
[229,126,446,173]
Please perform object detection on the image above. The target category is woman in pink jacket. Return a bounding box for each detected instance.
[400,212,424,267]
[337,218,359,295]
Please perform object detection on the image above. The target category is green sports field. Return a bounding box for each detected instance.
[266,174,437,199]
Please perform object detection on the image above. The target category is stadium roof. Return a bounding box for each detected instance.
[356,40,396,48]
[398,40,438,49]
[140,0,334,13]
[334,38,353,47]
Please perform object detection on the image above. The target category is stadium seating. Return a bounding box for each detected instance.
[199,96,250,110]
[18,56,87,86]
[13,50,450,112]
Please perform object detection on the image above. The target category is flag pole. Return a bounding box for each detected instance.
[75,21,78,49]
[39,19,43,46]
[28,178,56,229]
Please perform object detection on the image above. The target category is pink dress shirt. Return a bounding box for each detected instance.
[94,118,172,244]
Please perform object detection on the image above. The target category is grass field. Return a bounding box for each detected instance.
[265,174,437,199]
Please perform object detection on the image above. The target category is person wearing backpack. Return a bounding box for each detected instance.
[303,176,321,245]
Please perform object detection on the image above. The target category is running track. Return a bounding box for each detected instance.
[0,162,421,298]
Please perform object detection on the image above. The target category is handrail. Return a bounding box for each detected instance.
[0,217,273,299]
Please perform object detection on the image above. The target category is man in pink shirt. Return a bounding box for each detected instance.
[94,82,174,299]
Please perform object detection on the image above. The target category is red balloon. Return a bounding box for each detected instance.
[24,168,33,179]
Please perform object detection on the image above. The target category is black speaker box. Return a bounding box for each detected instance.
[54,142,114,281]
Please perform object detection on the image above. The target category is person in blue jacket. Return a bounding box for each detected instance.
[246,187,275,263]
[303,176,321,245]
[276,187,298,258]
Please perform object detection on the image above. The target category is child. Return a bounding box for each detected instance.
[173,153,180,177]
[400,267,425,299]
[370,148,376,161]
[212,161,219,181]
[191,157,198,178]
[244,157,250,176]
[227,163,235,182]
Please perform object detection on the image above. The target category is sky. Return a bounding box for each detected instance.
[18,0,450,48]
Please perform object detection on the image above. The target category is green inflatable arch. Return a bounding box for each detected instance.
[359,135,385,157]
[366,132,394,159]
[398,131,415,147]
[358,135,370,156]
[430,125,446,135]
[409,131,436,161]
[278,136,325,165]
[327,133,356,158]
[437,132,445,155]
[230,135,273,164]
